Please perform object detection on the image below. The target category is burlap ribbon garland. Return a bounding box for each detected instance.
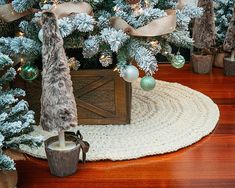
[109,0,188,37]
[110,9,176,37]
[0,2,93,22]
[0,3,36,22]
[0,1,182,37]
[110,0,186,37]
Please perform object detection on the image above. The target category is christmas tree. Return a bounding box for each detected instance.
[214,0,234,50]
[0,0,203,82]
[0,52,42,171]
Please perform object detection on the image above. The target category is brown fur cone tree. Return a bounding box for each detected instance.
[223,5,235,54]
[40,12,81,177]
[223,5,235,76]
[192,0,215,74]
[193,0,215,49]
[40,12,78,132]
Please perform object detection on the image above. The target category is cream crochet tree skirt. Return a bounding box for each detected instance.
[20,79,220,161]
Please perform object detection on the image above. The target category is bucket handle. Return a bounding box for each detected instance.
[65,131,90,163]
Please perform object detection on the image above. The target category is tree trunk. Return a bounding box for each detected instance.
[191,54,213,74]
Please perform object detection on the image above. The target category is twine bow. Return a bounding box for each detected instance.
[65,130,90,163]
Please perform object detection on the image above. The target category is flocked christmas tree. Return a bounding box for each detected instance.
[0,0,203,91]
[214,0,234,50]
[0,52,42,171]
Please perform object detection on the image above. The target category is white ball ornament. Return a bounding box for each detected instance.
[38,29,43,42]
[123,65,139,83]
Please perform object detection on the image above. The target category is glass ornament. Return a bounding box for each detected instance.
[140,76,156,91]
[171,54,185,69]
[19,64,39,81]
[123,65,139,83]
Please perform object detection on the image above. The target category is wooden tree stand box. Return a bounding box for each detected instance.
[15,70,132,125]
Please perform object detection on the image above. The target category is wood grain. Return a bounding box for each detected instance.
[14,70,132,125]
[16,65,235,187]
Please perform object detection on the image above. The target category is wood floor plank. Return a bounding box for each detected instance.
[16,65,235,187]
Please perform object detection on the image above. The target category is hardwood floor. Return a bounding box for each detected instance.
[16,65,235,188]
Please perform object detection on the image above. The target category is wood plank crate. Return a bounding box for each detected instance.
[14,69,132,125]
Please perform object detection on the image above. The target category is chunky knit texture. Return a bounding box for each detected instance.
[20,79,220,161]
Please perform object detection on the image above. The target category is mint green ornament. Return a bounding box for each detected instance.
[140,76,156,91]
[171,54,185,69]
[20,64,39,81]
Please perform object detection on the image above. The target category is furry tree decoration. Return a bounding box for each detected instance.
[223,5,235,61]
[193,0,216,52]
[40,12,77,146]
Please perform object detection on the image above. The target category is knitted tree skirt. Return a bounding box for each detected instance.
[20,79,220,161]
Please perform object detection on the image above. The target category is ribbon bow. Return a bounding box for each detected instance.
[65,130,90,163]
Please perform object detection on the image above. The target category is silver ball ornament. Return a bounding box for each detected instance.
[123,65,139,83]
[140,76,156,91]
[38,29,43,42]
[171,54,185,69]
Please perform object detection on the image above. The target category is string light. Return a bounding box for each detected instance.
[113,6,120,12]
[150,40,159,48]
[130,2,144,16]
[20,57,24,63]
[17,57,24,73]
[15,31,25,37]
[52,0,59,5]
[144,0,150,8]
